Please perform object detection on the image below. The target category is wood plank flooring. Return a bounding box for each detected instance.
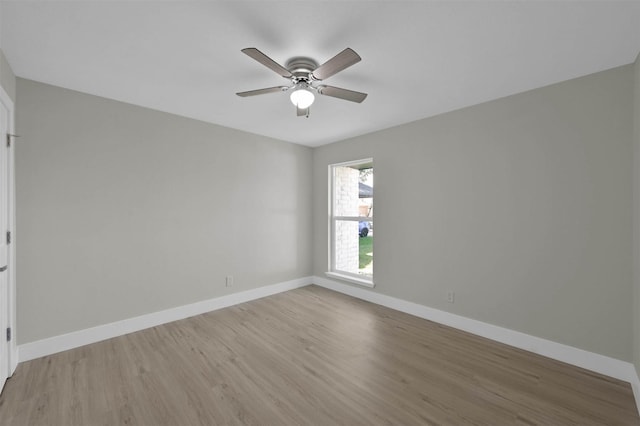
[0,285,638,425]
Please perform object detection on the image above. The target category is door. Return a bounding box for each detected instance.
[0,98,9,392]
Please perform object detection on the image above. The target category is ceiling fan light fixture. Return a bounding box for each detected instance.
[237,47,366,117]
[290,87,315,109]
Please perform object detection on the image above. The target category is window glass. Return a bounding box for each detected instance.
[330,160,373,281]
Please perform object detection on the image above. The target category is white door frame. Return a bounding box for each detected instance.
[0,85,17,377]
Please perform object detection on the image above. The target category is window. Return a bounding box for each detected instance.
[328,159,373,287]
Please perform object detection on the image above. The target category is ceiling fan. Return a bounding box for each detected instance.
[236,47,367,117]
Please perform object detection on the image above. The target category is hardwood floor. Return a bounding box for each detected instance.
[0,285,638,425]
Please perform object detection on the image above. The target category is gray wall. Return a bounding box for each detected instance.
[0,49,15,102]
[16,78,313,344]
[313,65,633,361]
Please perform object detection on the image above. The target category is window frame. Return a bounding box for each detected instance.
[326,158,374,288]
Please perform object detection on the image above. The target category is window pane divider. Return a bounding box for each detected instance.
[333,216,373,221]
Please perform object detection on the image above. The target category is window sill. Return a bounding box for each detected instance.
[325,272,375,288]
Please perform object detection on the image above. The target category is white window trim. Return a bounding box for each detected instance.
[327,158,374,288]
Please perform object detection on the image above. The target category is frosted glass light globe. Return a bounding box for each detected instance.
[290,89,315,109]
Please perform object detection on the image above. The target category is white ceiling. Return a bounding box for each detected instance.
[2,1,640,147]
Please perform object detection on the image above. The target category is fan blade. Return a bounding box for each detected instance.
[317,85,368,103]
[241,48,292,78]
[236,86,289,97]
[311,48,361,81]
[297,106,309,117]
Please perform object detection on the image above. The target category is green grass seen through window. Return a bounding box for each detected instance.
[359,236,373,274]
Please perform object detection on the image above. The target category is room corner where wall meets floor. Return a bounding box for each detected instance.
[313,277,640,400]
[14,276,640,418]
[17,277,314,363]
[4,284,638,425]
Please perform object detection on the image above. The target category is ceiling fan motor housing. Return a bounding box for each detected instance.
[286,57,319,83]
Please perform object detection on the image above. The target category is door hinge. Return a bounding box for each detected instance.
[6,231,10,245]
[6,327,11,342]
[6,133,20,147]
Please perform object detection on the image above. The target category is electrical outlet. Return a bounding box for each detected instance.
[225,276,234,287]
[447,291,455,304]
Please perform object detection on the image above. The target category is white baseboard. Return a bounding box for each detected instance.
[18,276,313,362]
[313,276,638,386]
[16,274,640,414]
